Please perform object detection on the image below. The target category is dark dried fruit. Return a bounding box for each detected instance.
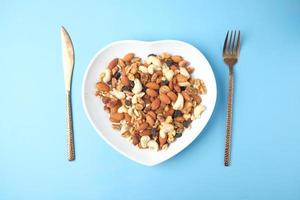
[142,84,147,92]
[129,80,135,87]
[113,72,121,79]
[180,86,187,91]
[161,80,169,86]
[125,99,132,106]
[173,110,183,118]
[183,119,192,128]
[175,133,182,138]
[148,54,156,57]
[165,59,173,67]
[122,85,132,92]
[151,128,158,137]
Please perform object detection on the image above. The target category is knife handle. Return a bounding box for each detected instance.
[66,90,75,161]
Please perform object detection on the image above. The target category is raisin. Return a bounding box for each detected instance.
[161,80,169,86]
[151,128,158,137]
[165,59,174,67]
[148,54,156,57]
[175,133,182,138]
[183,119,192,128]
[180,86,187,91]
[173,110,183,118]
[122,85,131,92]
[142,84,147,92]
[113,72,121,79]
[125,99,132,106]
[129,80,134,87]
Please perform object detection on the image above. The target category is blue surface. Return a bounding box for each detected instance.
[1,0,300,199]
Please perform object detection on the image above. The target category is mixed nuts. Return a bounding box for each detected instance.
[96,53,207,151]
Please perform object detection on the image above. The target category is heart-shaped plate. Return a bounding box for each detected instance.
[82,40,217,166]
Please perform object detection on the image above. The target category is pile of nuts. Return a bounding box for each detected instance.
[96,52,207,151]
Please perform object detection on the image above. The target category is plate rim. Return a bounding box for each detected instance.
[82,39,217,166]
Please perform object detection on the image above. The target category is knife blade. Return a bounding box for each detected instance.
[61,26,74,91]
[60,26,75,161]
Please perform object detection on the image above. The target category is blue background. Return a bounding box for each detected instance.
[1,0,300,199]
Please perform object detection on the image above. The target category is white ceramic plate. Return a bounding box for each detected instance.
[82,40,217,166]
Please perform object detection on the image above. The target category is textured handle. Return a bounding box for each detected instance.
[66,91,75,161]
[224,66,234,166]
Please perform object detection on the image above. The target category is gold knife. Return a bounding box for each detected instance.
[61,26,75,161]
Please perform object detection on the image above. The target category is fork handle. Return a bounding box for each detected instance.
[66,90,75,161]
[224,66,234,166]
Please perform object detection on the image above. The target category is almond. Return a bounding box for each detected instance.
[146,88,158,97]
[137,122,148,132]
[140,129,151,136]
[182,91,191,101]
[110,105,119,113]
[159,93,171,104]
[187,66,194,74]
[192,94,202,104]
[165,107,174,116]
[107,99,120,108]
[159,136,167,147]
[96,82,110,92]
[109,113,124,123]
[151,98,161,110]
[179,60,189,68]
[123,53,134,62]
[146,82,160,90]
[121,75,129,86]
[146,115,155,126]
[176,74,188,83]
[174,84,181,93]
[166,91,177,102]
[132,134,140,145]
[108,58,118,69]
[170,65,177,72]
[168,80,173,90]
[101,96,111,104]
[171,55,183,63]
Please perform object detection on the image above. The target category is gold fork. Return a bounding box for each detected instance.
[223,30,241,166]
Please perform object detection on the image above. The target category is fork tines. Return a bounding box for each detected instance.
[223,30,240,57]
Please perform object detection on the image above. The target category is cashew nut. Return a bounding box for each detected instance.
[147,140,159,151]
[138,65,148,74]
[192,104,206,120]
[172,93,184,110]
[147,64,155,74]
[159,123,174,138]
[117,106,128,113]
[140,135,151,148]
[179,67,190,79]
[164,69,174,81]
[110,89,125,99]
[132,78,143,94]
[132,92,145,104]
[146,56,161,66]
[102,69,112,83]
[120,122,129,134]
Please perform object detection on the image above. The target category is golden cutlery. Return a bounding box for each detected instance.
[60,26,75,161]
[222,30,241,166]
